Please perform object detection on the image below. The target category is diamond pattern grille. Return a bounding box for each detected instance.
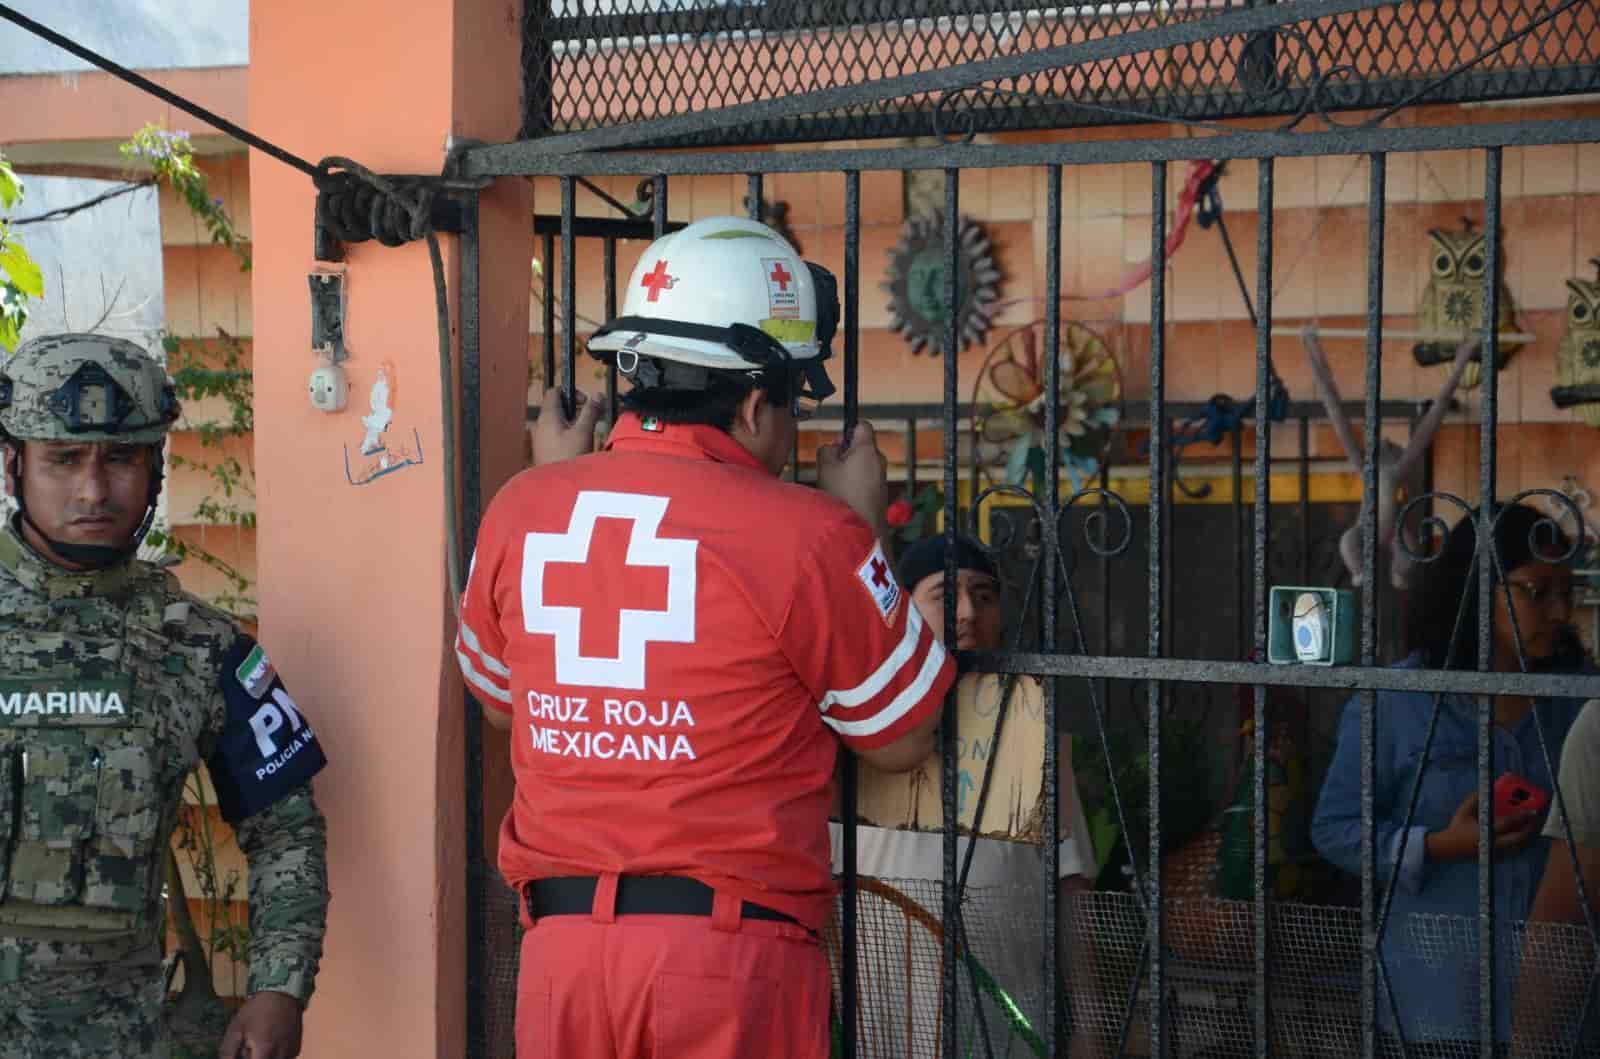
[521,0,1600,144]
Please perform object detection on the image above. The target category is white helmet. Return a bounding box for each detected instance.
[588,216,837,403]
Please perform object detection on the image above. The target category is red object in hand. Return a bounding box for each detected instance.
[886,499,914,528]
[1493,773,1550,818]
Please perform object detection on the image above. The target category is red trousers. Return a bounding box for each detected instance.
[515,878,832,1059]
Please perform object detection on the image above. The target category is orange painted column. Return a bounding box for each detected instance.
[249,1,530,1054]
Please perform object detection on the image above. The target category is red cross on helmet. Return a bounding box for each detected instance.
[588,216,836,403]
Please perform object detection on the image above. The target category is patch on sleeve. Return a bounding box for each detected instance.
[208,636,328,824]
[235,644,277,700]
[854,541,903,624]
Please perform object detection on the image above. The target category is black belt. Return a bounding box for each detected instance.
[526,875,799,927]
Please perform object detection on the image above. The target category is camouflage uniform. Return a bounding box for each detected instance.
[0,334,330,1058]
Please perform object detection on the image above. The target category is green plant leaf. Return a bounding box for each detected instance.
[0,157,21,211]
[0,240,45,298]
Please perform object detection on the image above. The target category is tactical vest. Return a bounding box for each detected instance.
[0,528,219,941]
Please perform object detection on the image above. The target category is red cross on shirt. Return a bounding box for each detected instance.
[869,556,891,590]
[769,261,793,291]
[641,259,674,303]
[542,517,671,659]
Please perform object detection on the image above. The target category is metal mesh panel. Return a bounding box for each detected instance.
[827,888,1600,1057]
[477,877,524,1059]
[521,0,1600,144]
[827,876,1056,1057]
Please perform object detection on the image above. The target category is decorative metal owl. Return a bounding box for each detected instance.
[1551,259,1600,427]
[1412,220,1522,389]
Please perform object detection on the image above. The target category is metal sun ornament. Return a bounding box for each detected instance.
[883,212,1002,356]
[974,319,1122,495]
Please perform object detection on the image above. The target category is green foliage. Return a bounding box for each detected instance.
[123,125,256,1036]
[143,330,257,622]
[176,774,250,982]
[0,152,45,351]
[121,125,249,271]
[1071,705,1217,889]
[121,123,256,621]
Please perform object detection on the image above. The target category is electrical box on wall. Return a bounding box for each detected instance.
[309,268,347,361]
[1268,586,1355,666]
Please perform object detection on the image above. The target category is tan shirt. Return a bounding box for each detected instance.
[1544,699,1600,848]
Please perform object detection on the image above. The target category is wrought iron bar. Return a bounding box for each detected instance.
[604,236,618,419]
[941,165,962,1059]
[905,415,918,496]
[541,231,555,390]
[1476,145,1503,1059]
[1042,162,1063,1054]
[1252,155,1274,1059]
[747,174,763,221]
[459,191,488,1059]
[569,398,1417,423]
[960,652,1600,699]
[839,169,860,1059]
[1148,158,1168,1059]
[1299,416,1311,583]
[464,117,1600,178]
[1360,150,1386,1059]
[1233,425,1246,659]
[560,177,577,410]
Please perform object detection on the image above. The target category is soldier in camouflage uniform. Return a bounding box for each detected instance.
[0,334,330,1058]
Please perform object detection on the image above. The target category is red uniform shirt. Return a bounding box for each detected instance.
[456,414,953,930]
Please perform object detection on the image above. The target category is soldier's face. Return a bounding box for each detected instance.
[12,441,153,560]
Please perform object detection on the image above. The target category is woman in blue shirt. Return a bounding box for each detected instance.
[1312,502,1588,1057]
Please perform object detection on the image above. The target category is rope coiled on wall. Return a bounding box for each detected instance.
[314,158,439,248]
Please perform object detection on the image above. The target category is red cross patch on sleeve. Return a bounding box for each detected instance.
[854,541,903,625]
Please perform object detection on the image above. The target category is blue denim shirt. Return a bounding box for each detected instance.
[1311,655,1586,1044]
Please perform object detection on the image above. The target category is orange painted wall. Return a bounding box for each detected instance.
[250,0,529,1055]
[0,66,247,146]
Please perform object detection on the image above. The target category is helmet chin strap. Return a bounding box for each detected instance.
[8,442,163,572]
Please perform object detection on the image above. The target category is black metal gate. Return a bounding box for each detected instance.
[456,1,1600,1055]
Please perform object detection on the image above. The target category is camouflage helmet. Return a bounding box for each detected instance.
[0,333,180,445]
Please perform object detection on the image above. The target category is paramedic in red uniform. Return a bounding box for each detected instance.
[456,216,955,1059]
